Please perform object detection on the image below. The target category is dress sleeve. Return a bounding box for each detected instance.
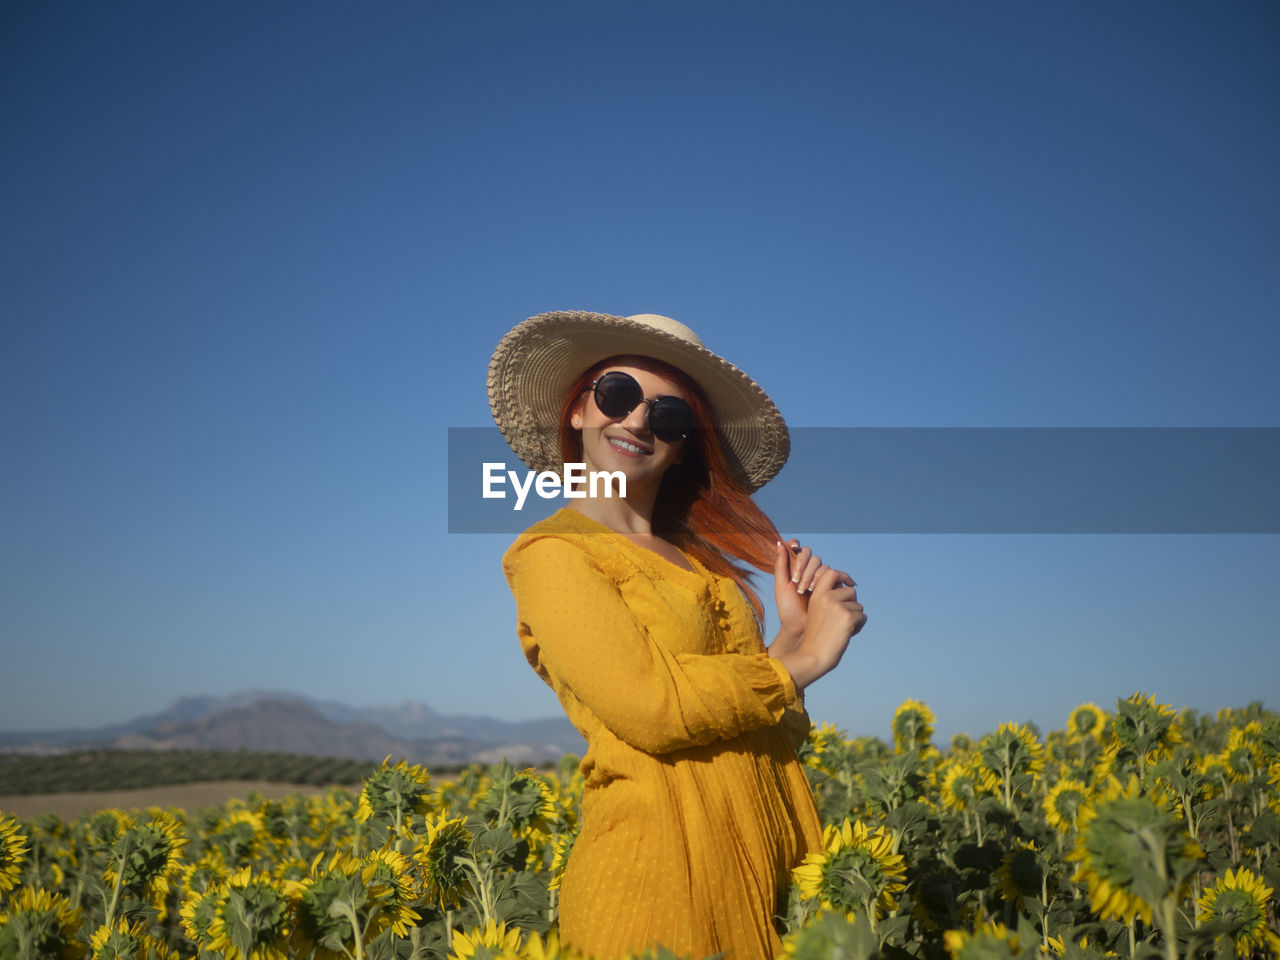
[503,534,801,755]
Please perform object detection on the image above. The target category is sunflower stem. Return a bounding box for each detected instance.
[104,842,128,931]
[1213,774,1240,868]
[457,856,495,925]
[1158,897,1179,960]
[1187,791,1198,842]
[1041,873,1050,953]
[335,901,366,960]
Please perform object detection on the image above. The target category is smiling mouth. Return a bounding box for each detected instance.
[607,435,652,456]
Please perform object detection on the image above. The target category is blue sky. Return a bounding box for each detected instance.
[2,2,1277,744]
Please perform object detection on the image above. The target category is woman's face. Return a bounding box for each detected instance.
[570,356,690,493]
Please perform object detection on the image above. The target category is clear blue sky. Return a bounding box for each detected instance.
[3,2,1277,743]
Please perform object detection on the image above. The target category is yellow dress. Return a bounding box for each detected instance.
[502,507,823,959]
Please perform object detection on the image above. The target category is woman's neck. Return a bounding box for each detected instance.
[567,491,658,535]
[567,493,695,573]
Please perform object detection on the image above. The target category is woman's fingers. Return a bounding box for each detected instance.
[810,569,866,635]
[773,542,810,638]
[773,540,792,585]
[786,541,812,584]
[787,539,858,593]
[789,540,829,593]
[798,562,828,594]
[812,567,857,595]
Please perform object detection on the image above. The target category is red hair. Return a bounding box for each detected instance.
[558,356,783,623]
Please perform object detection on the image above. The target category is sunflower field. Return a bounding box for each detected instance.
[2,694,1277,960]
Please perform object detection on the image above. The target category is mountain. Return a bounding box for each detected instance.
[0,692,584,766]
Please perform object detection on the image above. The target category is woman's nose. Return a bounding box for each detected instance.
[620,400,651,435]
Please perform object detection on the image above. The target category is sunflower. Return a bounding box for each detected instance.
[939,760,983,815]
[270,856,311,884]
[943,920,1021,959]
[481,767,560,842]
[1068,776,1202,926]
[101,810,188,900]
[1197,750,1231,787]
[1219,728,1263,784]
[449,919,523,959]
[0,886,86,959]
[286,851,370,960]
[206,866,291,960]
[1042,778,1090,834]
[179,881,224,951]
[1068,703,1108,742]
[1091,742,1120,786]
[994,839,1047,911]
[908,865,967,933]
[415,815,472,909]
[522,777,563,842]
[0,814,29,894]
[1233,719,1264,743]
[801,722,849,770]
[206,809,266,869]
[362,847,422,938]
[1106,693,1182,774]
[892,699,937,755]
[1197,867,1280,955]
[356,757,433,834]
[314,789,360,840]
[88,917,168,960]
[86,809,136,849]
[548,831,575,892]
[1042,934,1102,957]
[523,928,586,960]
[1045,730,1072,767]
[180,854,225,898]
[793,818,906,919]
[976,723,1045,808]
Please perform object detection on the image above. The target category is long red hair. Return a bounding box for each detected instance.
[557,356,783,623]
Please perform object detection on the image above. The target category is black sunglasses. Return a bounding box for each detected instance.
[589,371,696,443]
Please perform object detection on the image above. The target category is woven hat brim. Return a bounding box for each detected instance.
[487,311,789,492]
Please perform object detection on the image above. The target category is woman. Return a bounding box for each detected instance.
[489,311,866,959]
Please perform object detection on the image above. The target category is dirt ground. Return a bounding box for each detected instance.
[0,781,356,821]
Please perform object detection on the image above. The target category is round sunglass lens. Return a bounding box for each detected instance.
[650,398,695,441]
[594,372,643,418]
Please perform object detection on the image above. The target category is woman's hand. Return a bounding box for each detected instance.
[772,539,829,652]
[769,551,866,691]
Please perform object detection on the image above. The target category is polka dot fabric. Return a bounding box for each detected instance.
[502,508,823,959]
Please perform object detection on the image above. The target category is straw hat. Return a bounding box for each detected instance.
[487,311,789,492]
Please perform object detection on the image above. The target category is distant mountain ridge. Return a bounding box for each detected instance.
[0,691,584,767]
